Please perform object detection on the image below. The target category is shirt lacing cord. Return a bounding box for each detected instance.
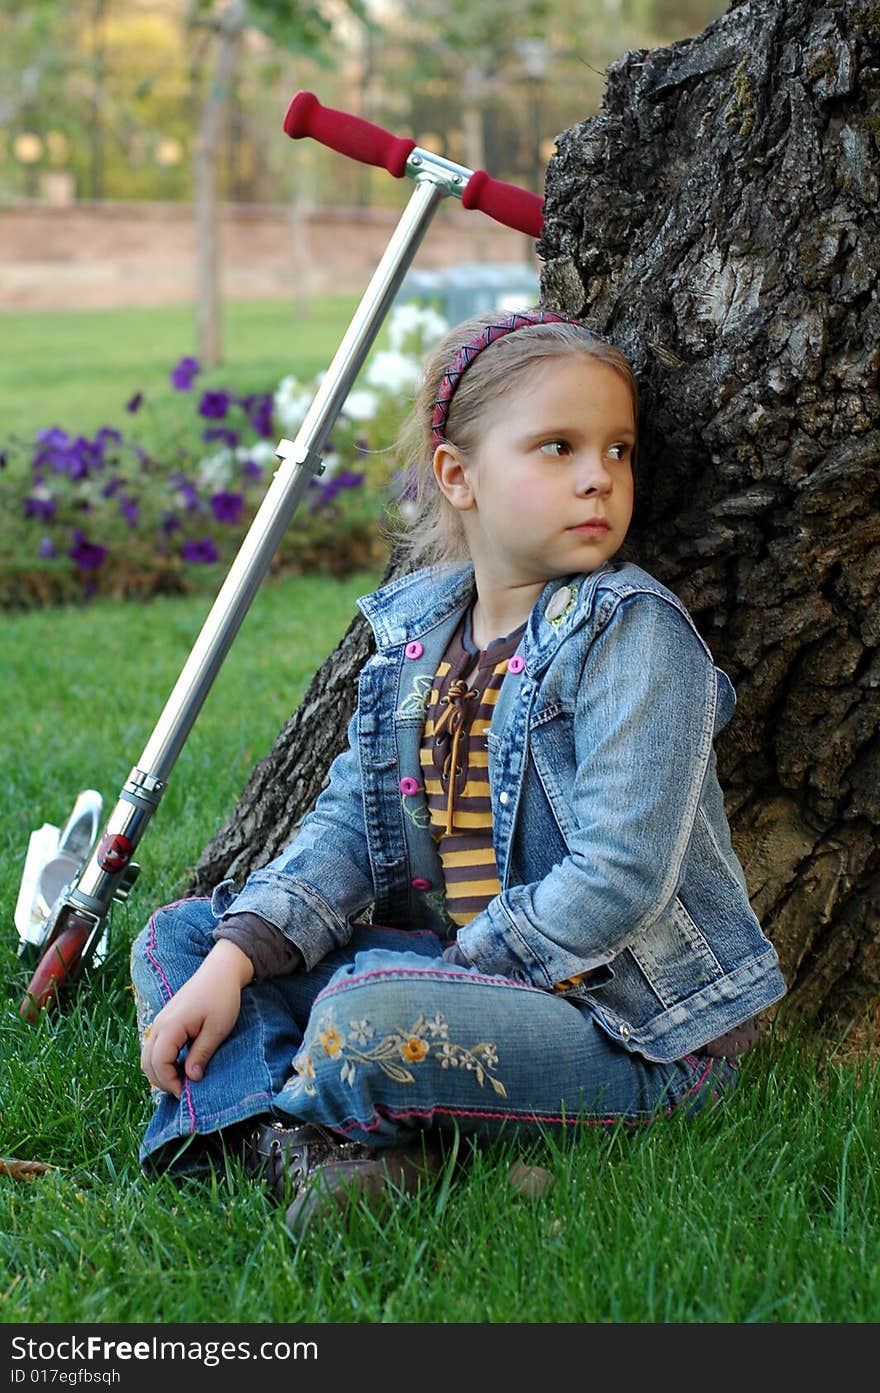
[432,677,480,835]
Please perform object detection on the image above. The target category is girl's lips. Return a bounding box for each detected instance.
[569,519,611,532]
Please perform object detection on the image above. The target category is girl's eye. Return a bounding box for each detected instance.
[539,439,570,457]
[607,443,632,462]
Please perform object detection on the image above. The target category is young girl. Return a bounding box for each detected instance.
[133,308,787,1237]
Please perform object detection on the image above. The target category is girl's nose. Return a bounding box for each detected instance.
[575,455,613,495]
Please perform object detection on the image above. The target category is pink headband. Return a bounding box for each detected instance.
[431,309,582,447]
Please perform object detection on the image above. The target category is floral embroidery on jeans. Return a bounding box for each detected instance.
[291,1009,507,1097]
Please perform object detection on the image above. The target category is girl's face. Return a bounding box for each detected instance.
[435,354,636,591]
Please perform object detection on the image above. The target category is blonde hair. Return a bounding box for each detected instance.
[389,307,639,568]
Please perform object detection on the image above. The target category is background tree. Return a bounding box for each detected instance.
[186,0,367,365]
[191,0,879,1046]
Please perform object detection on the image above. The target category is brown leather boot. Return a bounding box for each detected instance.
[238,1118,443,1237]
[284,1135,444,1239]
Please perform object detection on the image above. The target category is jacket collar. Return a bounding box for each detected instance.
[358,561,620,668]
[357,564,476,652]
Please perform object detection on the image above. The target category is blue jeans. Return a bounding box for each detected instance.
[130,897,739,1173]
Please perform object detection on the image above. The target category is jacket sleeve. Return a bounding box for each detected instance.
[212,707,375,969]
[455,592,725,989]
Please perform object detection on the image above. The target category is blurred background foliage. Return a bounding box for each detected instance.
[0,0,727,209]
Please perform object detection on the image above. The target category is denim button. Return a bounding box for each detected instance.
[619,1022,631,1039]
[399,776,421,796]
[410,877,431,890]
[507,654,525,675]
[405,640,424,660]
[499,791,510,805]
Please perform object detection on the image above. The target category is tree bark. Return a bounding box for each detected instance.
[192,0,880,1046]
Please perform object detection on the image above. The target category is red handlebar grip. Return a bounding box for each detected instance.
[461,169,544,238]
[284,90,416,178]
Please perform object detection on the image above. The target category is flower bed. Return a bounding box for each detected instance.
[1,303,448,610]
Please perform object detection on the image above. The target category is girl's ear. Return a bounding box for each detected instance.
[433,442,475,511]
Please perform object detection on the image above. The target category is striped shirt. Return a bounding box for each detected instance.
[419,612,524,927]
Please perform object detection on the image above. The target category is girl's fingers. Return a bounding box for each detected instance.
[183,1023,226,1082]
[141,1018,188,1097]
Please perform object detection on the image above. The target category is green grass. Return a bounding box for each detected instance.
[2,574,880,1324]
[0,295,360,441]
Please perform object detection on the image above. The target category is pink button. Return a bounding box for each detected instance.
[399,776,421,796]
[405,640,424,659]
[507,654,526,674]
[411,877,432,891]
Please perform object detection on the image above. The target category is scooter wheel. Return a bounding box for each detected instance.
[19,919,91,1021]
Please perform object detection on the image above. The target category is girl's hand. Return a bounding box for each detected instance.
[140,939,255,1098]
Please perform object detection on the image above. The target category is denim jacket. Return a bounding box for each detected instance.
[214,560,787,1063]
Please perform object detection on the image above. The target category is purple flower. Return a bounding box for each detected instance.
[202,426,240,448]
[67,438,97,481]
[68,531,107,571]
[38,536,56,559]
[34,433,102,482]
[243,392,274,438]
[101,475,125,499]
[198,390,230,420]
[170,356,200,391]
[32,430,74,475]
[24,493,56,520]
[209,491,244,525]
[240,457,263,480]
[35,426,70,449]
[126,392,144,413]
[162,512,181,534]
[181,536,220,564]
[95,427,122,451]
[309,469,364,512]
[119,495,139,528]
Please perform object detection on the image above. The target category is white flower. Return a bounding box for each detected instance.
[273,375,313,435]
[343,387,379,423]
[365,350,422,396]
[195,448,235,490]
[388,301,448,353]
[236,440,277,466]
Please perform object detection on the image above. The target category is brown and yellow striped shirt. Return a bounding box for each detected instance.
[419,612,524,927]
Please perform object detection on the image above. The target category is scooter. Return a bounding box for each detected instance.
[14,91,545,1021]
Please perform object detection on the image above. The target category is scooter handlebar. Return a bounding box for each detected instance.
[460,168,544,239]
[284,91,416,178]
[283,90,544,238]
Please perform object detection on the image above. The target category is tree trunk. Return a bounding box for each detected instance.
[537,0,880,1044]
[193,0,245,367]
[191,0,880,1047]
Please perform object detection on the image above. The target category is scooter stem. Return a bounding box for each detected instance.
[66,176,447,949]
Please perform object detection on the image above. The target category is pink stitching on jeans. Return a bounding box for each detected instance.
[331,1089,711,1136]
[313,963,544,1008]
